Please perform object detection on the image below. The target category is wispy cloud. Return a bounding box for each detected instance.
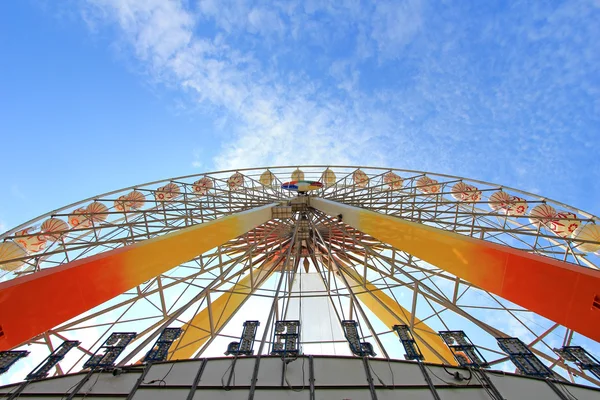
[85,0,193,67]
[81,0,600,212]
[83,0,400,170]
[370,0,424,60]
[197,0,286,37]
[191,148,203,168]
[10,185,27,201]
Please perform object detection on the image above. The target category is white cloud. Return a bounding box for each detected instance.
[84,0,398,170]
[329,60,360,93]
[197,0,286,37]
[506,317,535,344]
[191,148,203,168]
[85,0,194,68]
[370,0,424,59]
[79,0,600,215]
[10,185,27,201]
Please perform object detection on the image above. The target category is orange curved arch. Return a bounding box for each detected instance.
[0,204,275,350]
[312,197,600,342]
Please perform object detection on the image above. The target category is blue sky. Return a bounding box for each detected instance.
[0,0,599,230]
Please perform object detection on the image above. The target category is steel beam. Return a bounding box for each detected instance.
[0,203,276,350]
[311,197,600,342]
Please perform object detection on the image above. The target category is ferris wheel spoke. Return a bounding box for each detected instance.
[311,224,455,363]
[312,213,476,303]
[116,220,294,363]
[312,196,600,343]
[318,227,546,350]
[336,258,454,363]
[0,203,277,352]
[53,249,255,334]
[1,166,599,390]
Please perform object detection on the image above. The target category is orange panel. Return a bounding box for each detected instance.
[312,198,600,342]
[0,204,275,350]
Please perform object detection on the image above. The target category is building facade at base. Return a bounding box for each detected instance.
[1,356,598,400]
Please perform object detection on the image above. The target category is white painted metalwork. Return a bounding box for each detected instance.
[1,166,599,389]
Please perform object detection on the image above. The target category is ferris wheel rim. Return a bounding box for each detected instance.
[0,165,598,388]
[2,164,597,239]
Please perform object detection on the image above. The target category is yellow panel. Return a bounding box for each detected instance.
[323,257,456,364]
[169,265,275,359]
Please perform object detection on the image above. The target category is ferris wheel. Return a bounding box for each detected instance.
[0,165,599,392]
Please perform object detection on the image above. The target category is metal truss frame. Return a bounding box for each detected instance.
[1,166,598,387]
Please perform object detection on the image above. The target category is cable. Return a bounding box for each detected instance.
[462,366,473,384]
[60,380,82,400]
[469,368,504,400]
[367,358,389,387]
[386,358,396,388]
[442,364,472,383]
[561,384,579,400]
[231,363,236,388]
[160,362,176,386]
[564,380,581,400]
[81,369,103,399]
[442,364,458,377]
[284,357,306,392]
[551,379,579,400]
[143,362,176,387]
[220,356,237,391]
[423,363,463,387]
[59,369,97,400]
